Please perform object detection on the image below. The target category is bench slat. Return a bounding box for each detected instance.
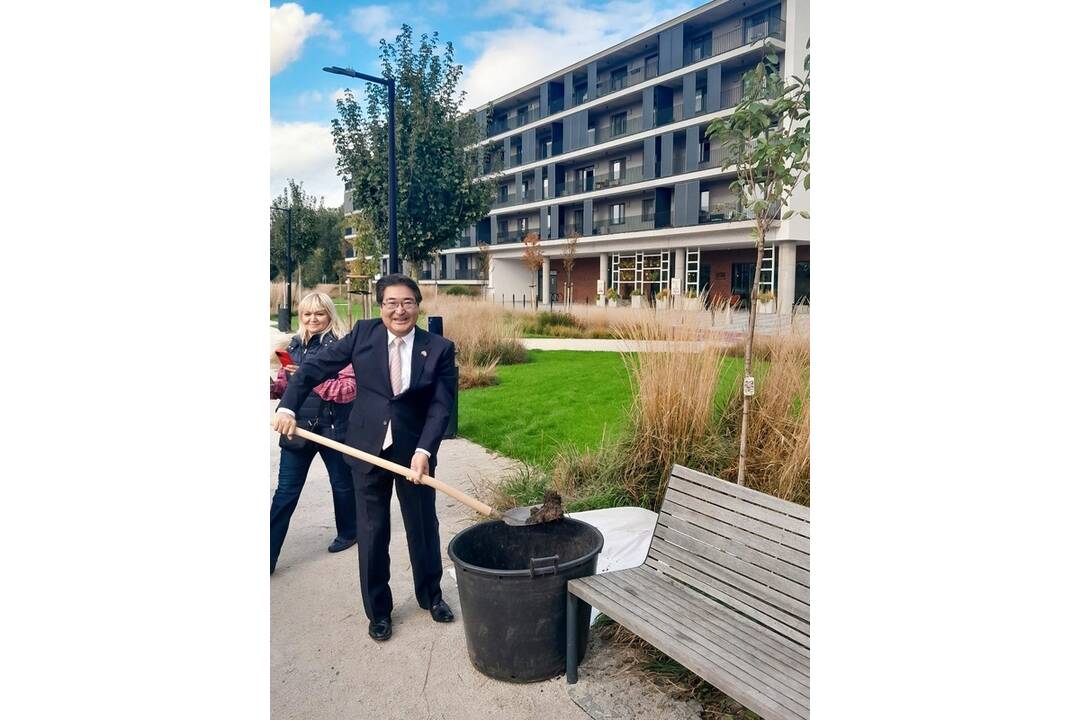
[667,475,809,540]
[672,465,810,522]
[646,546,810,647]
[572,575,808,720]
[613,568,810,687]
[652,522,810,607]
[662,487,811,569]
[623,568,809,672]
[657,510,811,588]
[589,573,811,708]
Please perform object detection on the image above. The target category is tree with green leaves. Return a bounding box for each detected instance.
[270,179,330,285]
[330,25,495,269]
[341,210,381,279]
[706,40,810,486]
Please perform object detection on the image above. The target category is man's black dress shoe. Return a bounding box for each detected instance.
[368,617,392,641]
[430,600,454,623]
[327,537,357,553]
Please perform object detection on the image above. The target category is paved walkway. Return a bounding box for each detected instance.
[269,399,700,719]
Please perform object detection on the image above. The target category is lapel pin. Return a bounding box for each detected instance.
[420,350,428,358]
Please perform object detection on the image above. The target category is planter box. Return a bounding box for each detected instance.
[630,295,642,309]
[757,299,776,315]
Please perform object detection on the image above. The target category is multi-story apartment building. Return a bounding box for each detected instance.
[403,0,809,311]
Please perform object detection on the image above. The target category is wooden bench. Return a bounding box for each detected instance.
[566,465,810,720]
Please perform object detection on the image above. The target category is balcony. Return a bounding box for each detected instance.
[495,228,531,244]
[493,192,518,208]
[684,15,786,66]
[507,152,523,168]
[453,268,483,281]
[592,114,644,144]
[698,202,779,224]
[590,213,657,236]
[487,107,541,137]
[595,56,661,100]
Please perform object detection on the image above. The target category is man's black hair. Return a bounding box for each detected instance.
[375,273,423,304]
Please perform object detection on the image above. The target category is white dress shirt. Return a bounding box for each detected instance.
[384,327,419,452]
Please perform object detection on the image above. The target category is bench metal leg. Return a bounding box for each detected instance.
[566,591,579,684]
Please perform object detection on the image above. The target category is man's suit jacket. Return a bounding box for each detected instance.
[279,319,456,473]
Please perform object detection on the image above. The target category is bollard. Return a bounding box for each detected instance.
[426,316,457,439]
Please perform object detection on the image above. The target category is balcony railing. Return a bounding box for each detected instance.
[549,97,565,114]
[487,107,541,137]
[493,192,517,208]
[590,213,657,236]
[684,15,786,66]
[592,114,644,144]
[698,202,780,224]
[452,268,483,281]
[495,228,531,244]
[507,152,523,168]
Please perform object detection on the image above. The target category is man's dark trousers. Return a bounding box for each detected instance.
[353,442,443,621]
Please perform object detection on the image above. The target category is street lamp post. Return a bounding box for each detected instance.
[271,205,293,331]
[323,66,398,275]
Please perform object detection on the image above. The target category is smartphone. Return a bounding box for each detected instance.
[275,349,295,367]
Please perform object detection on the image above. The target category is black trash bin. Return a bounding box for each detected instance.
[447,518,604,682]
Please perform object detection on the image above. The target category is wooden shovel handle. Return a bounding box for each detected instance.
[288,426,497,518]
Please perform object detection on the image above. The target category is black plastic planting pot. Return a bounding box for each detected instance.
[447,518,604,682]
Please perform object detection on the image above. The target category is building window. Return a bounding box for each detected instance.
[611,66,628,91]
[610,203,625,225]
[698,139,711,164]
[690,34,710,63]
[645,54,659,79]
[573,82,588,105]
[700,190,710,214]
[610,111,627,137]
[498,184,509,202]
[695,87,706,113]
[518,217,529,234]
[642,198,655,222]
[610,158,624,182]
[575,166,594,193]
[745,5,781,43]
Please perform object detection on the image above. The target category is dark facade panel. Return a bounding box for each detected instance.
[523,128,536,164]
[685,125,700,173]
[641,87,655,131]
[583,198,593,236]
[566,110,589,151]
[683,73,696,118]
[643,137,656,180]
[587,62,597,97]
[539,84,549,118]
[660,132,674,177]
[706,63,723,113]
[658,23,684,75]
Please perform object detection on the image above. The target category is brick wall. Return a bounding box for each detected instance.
[554,256,600,303]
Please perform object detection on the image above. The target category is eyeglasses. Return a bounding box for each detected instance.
[381,300,418,311]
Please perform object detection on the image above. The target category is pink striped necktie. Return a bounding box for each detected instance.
[389,336,403,396]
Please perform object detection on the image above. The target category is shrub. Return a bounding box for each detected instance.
[444,285,478,296]
[458,360,500,389]
[423,296,528,366]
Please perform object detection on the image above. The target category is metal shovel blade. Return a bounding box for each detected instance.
[500,505,539,526]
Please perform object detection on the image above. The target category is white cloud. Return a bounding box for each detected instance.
[270,119,344,208]
[348,5,398,46]
[270,3,335,76]
[460,0,694,107]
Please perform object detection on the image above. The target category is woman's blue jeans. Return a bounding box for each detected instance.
[270,441,357,573]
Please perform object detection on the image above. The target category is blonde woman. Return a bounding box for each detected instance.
[269,293,357,575]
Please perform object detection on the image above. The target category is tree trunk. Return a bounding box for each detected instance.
[736,224,768,486]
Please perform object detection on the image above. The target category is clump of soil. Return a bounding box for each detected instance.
[526,490,565,524]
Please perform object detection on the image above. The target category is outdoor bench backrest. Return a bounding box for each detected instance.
[644,465,811,651]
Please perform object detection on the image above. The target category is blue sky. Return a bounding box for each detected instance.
[270,0,695,207]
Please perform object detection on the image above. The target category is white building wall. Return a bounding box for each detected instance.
[490,256,536,300]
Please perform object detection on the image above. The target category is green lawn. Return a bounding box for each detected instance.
[458,351,751,469]
[458,351,633,469]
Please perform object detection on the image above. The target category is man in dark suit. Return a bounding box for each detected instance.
[272,274,456,642]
